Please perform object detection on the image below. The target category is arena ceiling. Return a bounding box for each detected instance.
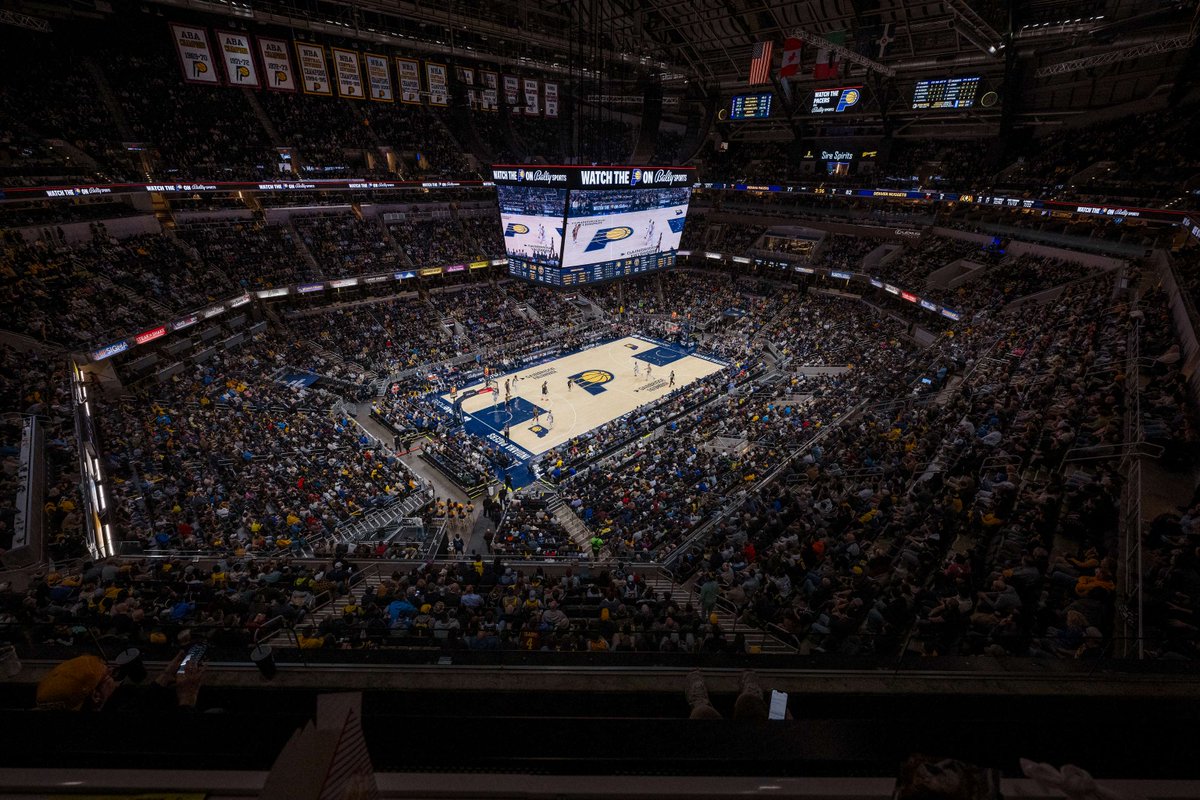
[27,0,1200,132]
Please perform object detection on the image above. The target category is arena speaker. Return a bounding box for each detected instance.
[675,86,719,165]
[630,81,663,162]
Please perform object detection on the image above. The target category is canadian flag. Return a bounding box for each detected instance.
[780,37,803,78]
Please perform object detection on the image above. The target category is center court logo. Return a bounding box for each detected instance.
[584,226,634,252]
[505,222,530,236]
[569,369,614,395]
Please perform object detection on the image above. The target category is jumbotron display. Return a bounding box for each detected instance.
[491,165,695,286]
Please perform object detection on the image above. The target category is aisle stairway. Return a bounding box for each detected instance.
[640,571,797,655]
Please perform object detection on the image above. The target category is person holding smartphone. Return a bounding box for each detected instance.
[36,649,205,712]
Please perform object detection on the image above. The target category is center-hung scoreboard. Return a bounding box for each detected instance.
[492,165,696,286]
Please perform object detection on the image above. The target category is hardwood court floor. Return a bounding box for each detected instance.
[444,335,726,459]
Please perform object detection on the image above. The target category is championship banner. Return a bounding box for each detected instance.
[503,75,520,111]
[365,53,393,102]
[215,30,260,87]
[295,42,332,95]
[258,37,295,92]
[456,66,475,85]
[169,23,219,85]
[426,62,449,106]
[523,78,540,115]
[331,48,364,99]
[544,82,559,118]
[481,71,499,112]
[396,58,421,103]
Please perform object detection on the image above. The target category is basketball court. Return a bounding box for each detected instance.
[435,335,727,475]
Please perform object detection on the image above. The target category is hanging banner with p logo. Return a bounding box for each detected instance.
[257,37,295,92]
[523,78,540,116]
[331,48,364,99]
[396,58,422,103]
[426,62,449,106]
[365,53,394,102]
[170,23,219,85]
[544,82,559,118]
[215,30,260,87]
[295,42,333,95]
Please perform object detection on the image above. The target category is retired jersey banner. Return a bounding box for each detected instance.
[365,53,393,102]
[295,42,332,95]
[544,82,559,117]
[396,58,421,103]
[331,48,364,99]
[170,23,219,85]
[257,37,295,92]
[215,30,260,87]
[481,87,498,112]
[523,78,540,115]
[426,62,449,106]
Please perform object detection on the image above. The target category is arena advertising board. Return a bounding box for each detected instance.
[489,165,696,190]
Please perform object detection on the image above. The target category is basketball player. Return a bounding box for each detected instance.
[572,222,580,243]
[504,379,510,397]
[646,364,652,379]
[669,370,676,387]
[634,362,640,379]
[567,378,572,393]
[541,380,548,398]
[546,411,554,429]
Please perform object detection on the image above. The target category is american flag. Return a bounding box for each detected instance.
[748,40,774,86]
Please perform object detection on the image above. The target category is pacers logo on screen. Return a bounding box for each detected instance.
[836,88,861,112]
[505,222,530,237]
[569,369,614,395]
[584,226,634,252]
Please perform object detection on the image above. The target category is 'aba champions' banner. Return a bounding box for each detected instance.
[170,23,219,85]
[215,30,260,87]
[257,37,295,92]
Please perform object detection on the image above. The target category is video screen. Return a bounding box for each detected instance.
[730,93,773,120]
[497,185,566,269]
[912,77,980,110]
[811,86,862,115]
[561,187,691,282]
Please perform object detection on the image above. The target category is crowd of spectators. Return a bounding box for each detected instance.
[261,93,373,176]
[0,231,170,348]
[293,213,404,276]
[387,217,477,267]
[93,330,422,554]
[671,272,1134,659]
[176,220,320,290]
[285,295,459,376]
